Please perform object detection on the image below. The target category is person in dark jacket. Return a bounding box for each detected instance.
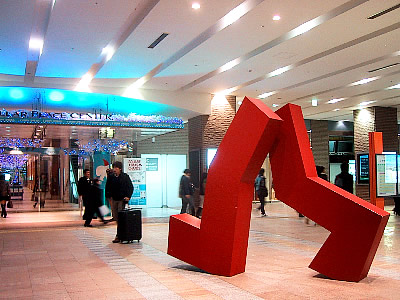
[316,165,328,181]
[83,178,108,227]
[392,196,400,216]
[334,162,353,193]
[105,161,133,243]
[196,172,207,218]
[255,168,268,217]
[77,169,92,220]
[179,169,195,215]
[0,174,11,218]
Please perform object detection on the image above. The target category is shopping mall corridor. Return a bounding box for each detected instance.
[1,202,400,299]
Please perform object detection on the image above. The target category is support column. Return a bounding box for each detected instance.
[310,120,329,178]
[188,95,236,187]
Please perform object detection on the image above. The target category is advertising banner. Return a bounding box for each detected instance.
[124,158,146,205]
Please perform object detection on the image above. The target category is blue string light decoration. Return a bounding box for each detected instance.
[0,138,42,148]
[0,154,29,169]
[62,139,130,155]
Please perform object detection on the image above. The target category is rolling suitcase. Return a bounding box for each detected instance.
[117,209,142,243]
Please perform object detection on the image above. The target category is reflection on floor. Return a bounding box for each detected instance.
[0,202,399,299]
[8,187,79,213]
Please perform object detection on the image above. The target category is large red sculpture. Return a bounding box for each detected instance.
[168,97,389,282]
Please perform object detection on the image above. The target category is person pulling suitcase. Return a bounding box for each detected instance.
[105,161,133,243]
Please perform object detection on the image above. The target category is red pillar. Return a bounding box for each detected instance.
[369,132,384,209]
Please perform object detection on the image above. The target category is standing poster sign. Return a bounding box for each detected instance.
[124,158,146,205]
[93,153,111,212]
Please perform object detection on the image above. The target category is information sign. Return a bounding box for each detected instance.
[376,154,397,197]
[124,158,146,205]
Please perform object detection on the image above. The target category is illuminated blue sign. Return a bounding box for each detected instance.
[0,108,183,129]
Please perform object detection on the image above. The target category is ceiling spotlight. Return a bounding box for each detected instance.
[192,2,200,9]
[10,149,23,155]
[333,108,340,112]
[273,15,281,21]
[312,99,318,107]
[272,104,279,107]
[102,45,115,61]
[29,37,44,55]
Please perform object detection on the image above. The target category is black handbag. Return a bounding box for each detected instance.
[7,200,13,208]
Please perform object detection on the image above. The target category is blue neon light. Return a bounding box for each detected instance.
[0,87,186,118]
[49,90,64,101]
[9,88,24,100]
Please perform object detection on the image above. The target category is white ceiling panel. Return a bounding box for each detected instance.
[36,0,139,78]
[0,0,34,76]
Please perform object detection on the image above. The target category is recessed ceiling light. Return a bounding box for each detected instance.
[359,100,376,106]
[387,83,400,89]
[5,126,10,129]
[333,108,340,111]
[273,15,281,21]
[349,76,380,86]
[327,97,346,104]
[192,2,200,9]
[272,104,279,107]
[269,65,291,77]
[258,91,276,99]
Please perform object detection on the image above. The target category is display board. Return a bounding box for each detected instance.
[124,158,146,205]
[357,153,369,184]
[376,154,397,197]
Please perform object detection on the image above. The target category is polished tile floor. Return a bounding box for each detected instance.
[0,202,399,299]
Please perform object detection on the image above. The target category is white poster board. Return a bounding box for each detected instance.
[376,154,397,197]
[124,158,146,205]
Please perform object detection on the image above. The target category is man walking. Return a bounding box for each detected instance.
[105,161,133,243]
[77,169,92,220]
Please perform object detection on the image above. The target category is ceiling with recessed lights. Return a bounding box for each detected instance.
[0,0,399,125]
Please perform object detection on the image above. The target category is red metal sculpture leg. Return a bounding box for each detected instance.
[168,96,283,276]
[168,97,389,282]
[270,104,389,281]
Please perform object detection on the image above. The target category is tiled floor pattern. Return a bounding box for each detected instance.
[98,228,263,299]
[1,202,400,299]
[75,231,183,300]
